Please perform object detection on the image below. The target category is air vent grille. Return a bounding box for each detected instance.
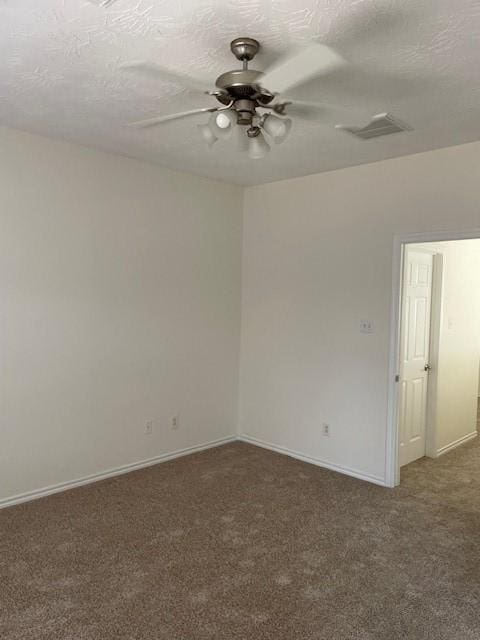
[336,113,413,140]
[87,0,119,6]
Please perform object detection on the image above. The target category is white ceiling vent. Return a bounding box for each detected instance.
[87,0,119,7]
[335,113,413,140]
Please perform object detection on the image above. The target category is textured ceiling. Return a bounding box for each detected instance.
[1,0,480,185]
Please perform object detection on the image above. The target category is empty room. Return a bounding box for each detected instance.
[1,1,480,639]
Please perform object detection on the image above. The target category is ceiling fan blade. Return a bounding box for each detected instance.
[275,99,353,122]
[260,43,347,95]
[128,107,217,128]
[120,61,210,94]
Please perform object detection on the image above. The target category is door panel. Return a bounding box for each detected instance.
[399,250,433,467]
[410,377,425,440]
[413,297,428,357]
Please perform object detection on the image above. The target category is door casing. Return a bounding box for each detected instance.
[385,228,480,488]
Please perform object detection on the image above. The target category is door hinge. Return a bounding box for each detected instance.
[395,374,400,382]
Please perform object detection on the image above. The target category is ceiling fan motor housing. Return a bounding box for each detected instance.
[214,38,275,125]
[215,68,273,98]
[215,71,274,123]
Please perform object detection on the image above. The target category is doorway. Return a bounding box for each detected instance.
[386,230,480,487]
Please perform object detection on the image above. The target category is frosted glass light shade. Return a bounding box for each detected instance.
[233,125,249,152]
[248,130,270,159]
[262,114,292,143]
[209,109,237,139]
[197,123,218,147]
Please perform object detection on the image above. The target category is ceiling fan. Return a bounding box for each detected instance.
[121,37,350,159]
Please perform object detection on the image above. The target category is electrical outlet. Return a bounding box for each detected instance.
[171,414,179,430]
[145,420,153,435]
[322,423,330,437]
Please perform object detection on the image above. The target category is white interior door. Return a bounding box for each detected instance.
[398,249,433,467]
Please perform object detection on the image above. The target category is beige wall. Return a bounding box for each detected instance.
[0,127,243,504]
[239,141,480,484]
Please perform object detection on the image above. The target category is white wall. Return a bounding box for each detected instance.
[0,127,243,504]
[421,240,480,454]
[239,141,480,484]
[3,131,480,503]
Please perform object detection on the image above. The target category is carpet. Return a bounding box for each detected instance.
[1,438,479,639]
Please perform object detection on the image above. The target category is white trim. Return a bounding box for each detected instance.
[436,431,477,457]
[385,235,404,487]
[1,433,387,509]
[386,227,480,488]
[425,253,443,458]
[3,412,475,509]
[0,436,236,510]
[238,434,386,487]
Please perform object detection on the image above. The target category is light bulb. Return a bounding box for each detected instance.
[216,112,232,129]
[209,109,237,139]
[197,123,218,147]
[248,130,270,159]
[262,114,292,144]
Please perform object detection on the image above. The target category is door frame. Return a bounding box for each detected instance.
[385,228,480,487]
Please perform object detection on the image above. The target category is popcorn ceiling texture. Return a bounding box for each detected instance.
[1,439,480,639]
[1,0,480,185]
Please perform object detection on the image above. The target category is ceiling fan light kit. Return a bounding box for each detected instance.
[209,109,237,139]
[261,114,292,144]
[233,123,250,153]
[197,122,218,147]
[247,129,271,160]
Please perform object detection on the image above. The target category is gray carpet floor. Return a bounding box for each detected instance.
[1,437,479,639]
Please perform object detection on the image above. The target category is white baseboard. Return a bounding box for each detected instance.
[0,435,236,510]
[1,432,390,509]
[238,434,387,487]
[436,431,477,457]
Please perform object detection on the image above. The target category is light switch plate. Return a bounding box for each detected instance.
[360,319,374,333]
